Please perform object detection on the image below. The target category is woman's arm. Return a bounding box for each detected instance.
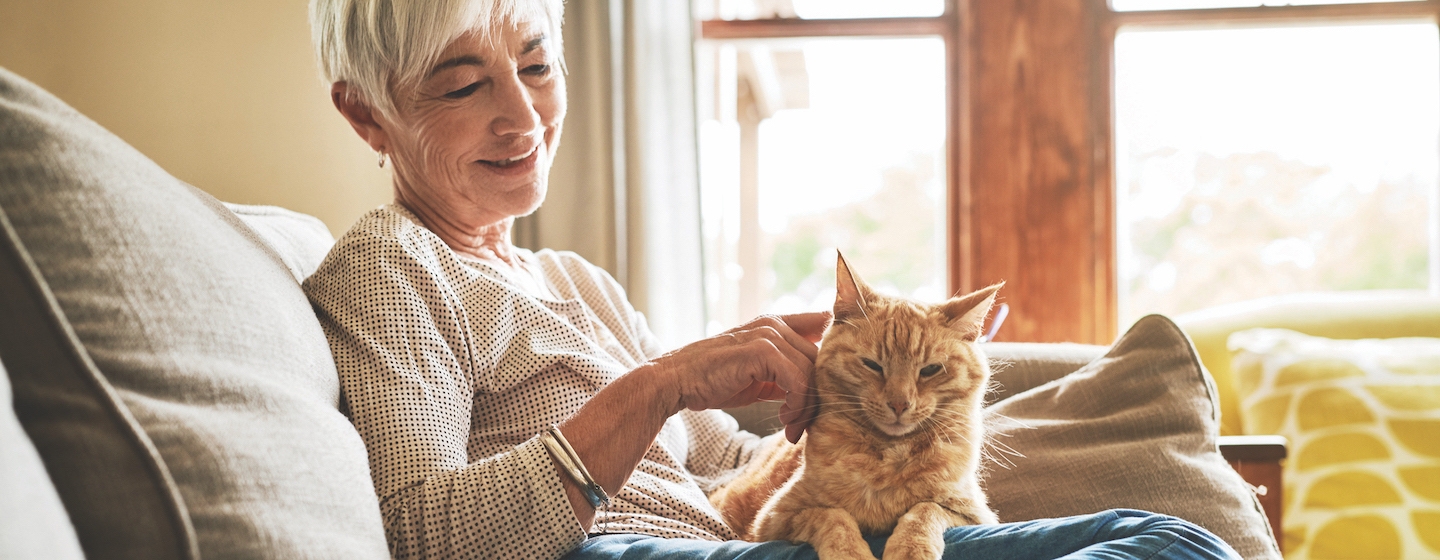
[552,312,829,528]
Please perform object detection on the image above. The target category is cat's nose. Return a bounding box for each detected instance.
[888,400,912,416]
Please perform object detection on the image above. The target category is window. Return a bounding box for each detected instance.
[693,0,1440,342]
[1114,22,1440,325]
[695,1,954,334]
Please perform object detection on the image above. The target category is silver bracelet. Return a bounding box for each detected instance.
[540,425,611,532]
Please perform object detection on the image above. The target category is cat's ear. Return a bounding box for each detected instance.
[939,282,1003,341]
[833,251,870,324]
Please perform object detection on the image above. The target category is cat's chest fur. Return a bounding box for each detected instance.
[799,416,972,533]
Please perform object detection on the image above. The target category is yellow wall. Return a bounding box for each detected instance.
[0,0,391,237]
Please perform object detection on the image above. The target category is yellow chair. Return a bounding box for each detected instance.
[1175,290,1440,437]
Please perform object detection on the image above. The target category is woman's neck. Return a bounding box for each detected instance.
[394,193,523,268]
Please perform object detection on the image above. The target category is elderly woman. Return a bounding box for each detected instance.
[302,1,1243,559]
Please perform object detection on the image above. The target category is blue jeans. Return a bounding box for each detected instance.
[563,509,1240,560]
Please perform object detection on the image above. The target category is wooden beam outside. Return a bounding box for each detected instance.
[1091,3,1118,344]
[948,0,971,298]
[959,0,1111,344]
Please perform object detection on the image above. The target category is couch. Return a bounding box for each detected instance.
[0,66,1282,559]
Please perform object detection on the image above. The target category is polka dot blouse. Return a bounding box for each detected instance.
[303,204,762,560]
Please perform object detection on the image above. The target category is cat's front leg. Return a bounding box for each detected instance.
[938,485,998,526]
[882,502,950,560]
[784,507,878,560]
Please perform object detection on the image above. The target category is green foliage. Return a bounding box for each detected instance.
[771,234,822,295]
[764,154,942,310]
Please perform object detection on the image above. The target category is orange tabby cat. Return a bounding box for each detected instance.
[710,254,1001,560]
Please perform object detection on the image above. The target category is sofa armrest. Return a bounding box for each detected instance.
[1218,435,1287,551]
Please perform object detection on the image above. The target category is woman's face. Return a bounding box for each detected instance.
[384,17,565,225]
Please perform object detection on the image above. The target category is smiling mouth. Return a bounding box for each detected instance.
[478,144,539,168]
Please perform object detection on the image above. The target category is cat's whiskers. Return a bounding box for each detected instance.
[984,411,1036,432]
[928,407,981,429]
[919,415,975,447]
[986,437,1025,460]
[813,388,867,401]
[919,416,959,446]
[808,404,870,421]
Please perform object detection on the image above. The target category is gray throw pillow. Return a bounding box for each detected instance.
[983,314,1281,559]
[0,67,388,558]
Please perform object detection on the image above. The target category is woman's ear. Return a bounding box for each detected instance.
[331,82,390,152]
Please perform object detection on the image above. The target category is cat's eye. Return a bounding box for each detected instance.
[861,358,884,373]
[919,364,943,378]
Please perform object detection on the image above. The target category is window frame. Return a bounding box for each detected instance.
[699,0,1440,343]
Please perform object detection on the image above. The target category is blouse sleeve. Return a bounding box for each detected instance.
[304,230,585,560]
[680,409,763,488]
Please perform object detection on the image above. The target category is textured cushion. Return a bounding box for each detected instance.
[1229,329,1440,559]
[983,315,1280,559]
[0,356,85,560]
[984,341,1106,403]
[0,67,388,558]
[0,147,194,559]
[226,203,336,282]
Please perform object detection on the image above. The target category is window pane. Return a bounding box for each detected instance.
[696,38,947,333]
[1114,23,1440,328]
[697,0,944,21]
[1111,0,1421,11]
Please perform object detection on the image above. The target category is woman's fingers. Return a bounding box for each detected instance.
[728,314,826,442]
[736,328,813,387]
[729,315,821,361]
[659,311,830,441]
[779,311,832,344]
[776,384,817,443]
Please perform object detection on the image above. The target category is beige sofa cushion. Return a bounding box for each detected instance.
[985,315,1280,559]
[226,203,336,283]
[0,67,388,558]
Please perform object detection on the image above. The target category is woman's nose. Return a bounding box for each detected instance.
[490,73,542,137]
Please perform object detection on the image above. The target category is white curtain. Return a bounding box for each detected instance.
[517,0,706,350]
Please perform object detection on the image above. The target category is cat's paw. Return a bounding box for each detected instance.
[950,505,997,526]
[880,534,943,560]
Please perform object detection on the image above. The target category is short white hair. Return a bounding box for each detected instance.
[310,0,564,119]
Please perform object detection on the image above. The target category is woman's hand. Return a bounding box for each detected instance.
[650,312,831,443]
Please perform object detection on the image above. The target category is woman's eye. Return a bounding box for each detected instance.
[861,358,883,373]
[444,83,481,99]
[522,64,551,76]
[919,364,943,378]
